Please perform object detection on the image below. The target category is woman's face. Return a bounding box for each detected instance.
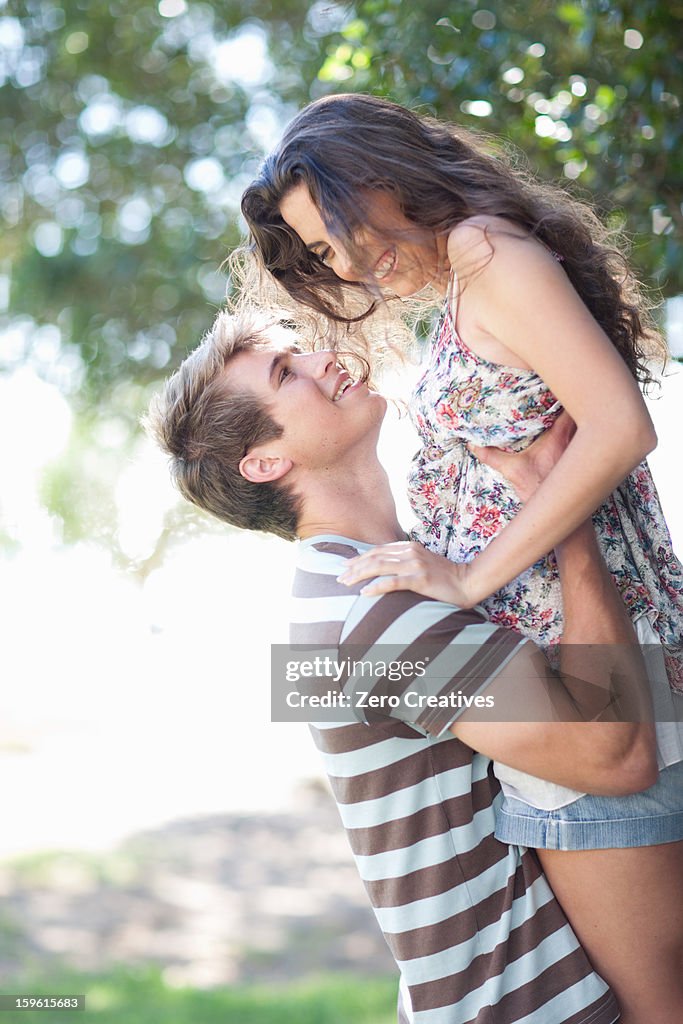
[279,184,449,298]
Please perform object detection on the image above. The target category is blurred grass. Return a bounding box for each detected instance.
[0,967,397,1023]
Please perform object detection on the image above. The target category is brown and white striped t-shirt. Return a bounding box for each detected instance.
[290,536,618,1024]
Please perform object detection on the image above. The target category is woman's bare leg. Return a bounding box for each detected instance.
[538,841,683,1024]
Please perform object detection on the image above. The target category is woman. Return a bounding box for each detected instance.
[238,94,683,1021]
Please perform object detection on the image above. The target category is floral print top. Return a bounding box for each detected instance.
[408,297,683,692]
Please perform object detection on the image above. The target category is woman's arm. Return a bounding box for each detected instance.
[445,219,657,606]
[340,420,656,794]
[339,223,657,607]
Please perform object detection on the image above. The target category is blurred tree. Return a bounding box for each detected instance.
[1,0,680,403]
[0,0,680,556]
[308,0,682,299]
[0,0,311,405]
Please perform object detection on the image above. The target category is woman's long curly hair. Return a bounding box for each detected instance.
[239,92,666,385]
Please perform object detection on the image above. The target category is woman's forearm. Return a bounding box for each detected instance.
[462,421,656,606]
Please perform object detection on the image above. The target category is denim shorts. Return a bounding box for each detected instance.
[494,759,683,851]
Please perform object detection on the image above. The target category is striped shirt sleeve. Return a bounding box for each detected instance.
[338,586,530,736]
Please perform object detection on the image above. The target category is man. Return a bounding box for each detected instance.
[148,309,657,1024]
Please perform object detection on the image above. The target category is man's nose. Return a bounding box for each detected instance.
[298,350,337,378]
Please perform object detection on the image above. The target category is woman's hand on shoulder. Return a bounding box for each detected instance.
[336,541,475,608]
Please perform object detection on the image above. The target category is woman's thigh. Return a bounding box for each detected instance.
[538,841,683,1024]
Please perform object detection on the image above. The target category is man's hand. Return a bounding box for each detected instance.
[470,411,576,504]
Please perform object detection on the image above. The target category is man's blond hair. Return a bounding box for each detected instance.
[146,308,302,540]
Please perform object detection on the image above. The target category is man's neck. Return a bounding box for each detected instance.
[296,458,405,545]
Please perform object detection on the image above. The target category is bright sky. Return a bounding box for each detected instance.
[0,360,681,857]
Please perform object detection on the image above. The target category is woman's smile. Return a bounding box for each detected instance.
[279,184,446,297]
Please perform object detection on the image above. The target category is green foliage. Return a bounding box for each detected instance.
[303,0,682,295]
[39,414,122,546]
[1,0,291,401]
[1,1,680,551]
[1,0,680,403]
[0,967,397,1024]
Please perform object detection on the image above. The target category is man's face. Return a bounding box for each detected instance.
[227,333,387,472]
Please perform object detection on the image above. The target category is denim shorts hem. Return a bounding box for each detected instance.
[494,760,683,851]
[495,808,683,850]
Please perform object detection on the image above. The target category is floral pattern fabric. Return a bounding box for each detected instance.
[408,301,683,692]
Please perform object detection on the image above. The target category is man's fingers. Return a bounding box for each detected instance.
[541,410,576,449]
[554,409,576,437]
[469,443,513,475]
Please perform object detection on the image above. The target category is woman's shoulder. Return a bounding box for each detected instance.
[446,216,561,290]
[448,216,544,266]
[449,214,528,242]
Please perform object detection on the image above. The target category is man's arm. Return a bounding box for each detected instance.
[451,429,657,796]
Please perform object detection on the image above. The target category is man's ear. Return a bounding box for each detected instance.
[239,451,293,484]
